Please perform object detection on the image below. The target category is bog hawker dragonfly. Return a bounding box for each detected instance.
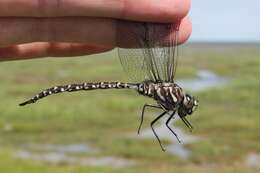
[20,20,199,151]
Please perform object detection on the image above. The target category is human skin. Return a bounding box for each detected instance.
[0,0,192,61]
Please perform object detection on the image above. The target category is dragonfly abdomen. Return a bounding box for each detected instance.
[19,82,139,106]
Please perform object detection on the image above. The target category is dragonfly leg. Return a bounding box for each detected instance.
[138,104,162,134]
[180,117,193,132]
[151,111,167,151]
[166,112,181,143]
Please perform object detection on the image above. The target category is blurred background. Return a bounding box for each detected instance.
[0,0,260,173]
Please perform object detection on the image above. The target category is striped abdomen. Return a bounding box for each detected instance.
[137,82,184,110]
[19,82,138,106]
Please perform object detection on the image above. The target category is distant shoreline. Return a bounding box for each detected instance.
[183,42,260,49]
[186,41,260,46]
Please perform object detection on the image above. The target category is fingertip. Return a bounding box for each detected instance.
[178,16,192,44]
[164,0,191,21]
[116,15,192,47]
[179,0,191,18]
[120,0,191,22]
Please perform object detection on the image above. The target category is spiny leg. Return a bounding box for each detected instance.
[180,117,193,131]
[138,104,162,134]
[183,117,193,129]
[166,112,181,143]
[151,111,167,151]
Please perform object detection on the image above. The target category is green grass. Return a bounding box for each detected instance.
[0,43,260,173]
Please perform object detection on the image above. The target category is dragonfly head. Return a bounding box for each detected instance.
[178,94,199,117]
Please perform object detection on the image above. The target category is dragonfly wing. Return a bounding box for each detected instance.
[117,21,179,82]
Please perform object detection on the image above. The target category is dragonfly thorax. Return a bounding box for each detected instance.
[137,81,183,110]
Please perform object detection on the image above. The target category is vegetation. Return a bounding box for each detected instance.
[0,43,259,173]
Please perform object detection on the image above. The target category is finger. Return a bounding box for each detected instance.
[0,16,192,47]
[117,16,192,48]
[0,42,113,61]
[0,0,190,22]
[178,16,192,43]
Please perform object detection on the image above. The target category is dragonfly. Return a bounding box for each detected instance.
[19,20,199,151]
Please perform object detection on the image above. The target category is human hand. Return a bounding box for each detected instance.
[0,0,191,61]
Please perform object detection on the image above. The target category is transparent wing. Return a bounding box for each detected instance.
[117,21,179,82]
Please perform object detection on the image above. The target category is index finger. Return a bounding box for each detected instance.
[0,0,190,22]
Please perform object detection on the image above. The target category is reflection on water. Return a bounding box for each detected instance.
[16,144,134,168]
[178,70,228,92]
[22,143,96,154]
[245,153,260,169]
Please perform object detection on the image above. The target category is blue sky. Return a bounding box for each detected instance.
[189,0,260,42]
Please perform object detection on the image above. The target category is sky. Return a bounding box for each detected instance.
[189,0,260,42]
